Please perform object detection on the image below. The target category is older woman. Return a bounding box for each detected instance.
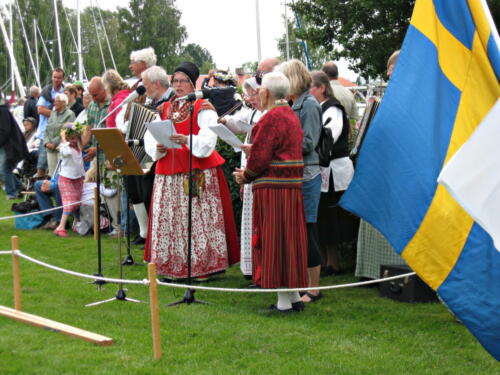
[277,59,323,303]
[310,70,356,275]
[64,84,84,117]
[144,61,239,280]
[220,76,265,279]
[234,71,307,312]
[43,93,75,177]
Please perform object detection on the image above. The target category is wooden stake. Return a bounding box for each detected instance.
[11,236,21,311]
[93,186,99,240]
[0,305,113,346]
[148,263,162,360]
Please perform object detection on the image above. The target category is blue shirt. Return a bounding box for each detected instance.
[36,86,64,140]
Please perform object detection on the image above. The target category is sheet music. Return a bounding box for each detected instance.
[146,120,181,149]
[208,123,244,152]
[233,119,253,133]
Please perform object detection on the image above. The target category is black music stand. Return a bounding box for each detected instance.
[86,128,144,307]
[168,103,208,306]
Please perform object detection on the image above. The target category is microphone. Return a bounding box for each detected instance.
[126,139,144,147]
[122,85,146,105]
[175,89,211,102]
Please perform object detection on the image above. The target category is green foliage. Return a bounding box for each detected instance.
[277,18,333,70]
[216,140,242,229]
[0,189,498,374]
[240,61,258,74]
[181,43,214,73]
[290,0,500,78]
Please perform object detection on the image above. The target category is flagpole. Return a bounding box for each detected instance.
[255,0,262,62]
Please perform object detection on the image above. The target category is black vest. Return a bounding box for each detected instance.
[321,98,350,159]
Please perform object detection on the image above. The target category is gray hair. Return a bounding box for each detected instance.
[54,93,68,105]
[261,71,290,100]
[142,66,170,88]
[130,47,157,68]
[29,85,40,96]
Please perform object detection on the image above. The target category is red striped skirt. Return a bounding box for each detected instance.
[252,187,308,288]
[58,175,84,213]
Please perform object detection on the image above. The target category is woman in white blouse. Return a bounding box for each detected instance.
[309,70,355,276]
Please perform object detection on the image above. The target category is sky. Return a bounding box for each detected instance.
[61,0,357,81]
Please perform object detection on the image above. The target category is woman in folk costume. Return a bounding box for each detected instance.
[144,62,239,280]
[219,76,264,279]
[234,71,308,313]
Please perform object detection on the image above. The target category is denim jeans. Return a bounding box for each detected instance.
[0,148,22,197]
[34,179,62,221]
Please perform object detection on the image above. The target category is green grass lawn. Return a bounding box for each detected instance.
[0,191,498,375]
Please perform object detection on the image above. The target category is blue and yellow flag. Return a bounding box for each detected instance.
[340,0,500,359]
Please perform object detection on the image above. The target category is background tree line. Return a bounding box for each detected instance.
[282,0,499,79]
[0,0,214,89]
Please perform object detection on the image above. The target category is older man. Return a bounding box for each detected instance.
[322,62,358,121]
[34,68,65,178]
[24,85,41,124]
[82,77,111,161]
[128,47,157,90]
[141,65,174,110]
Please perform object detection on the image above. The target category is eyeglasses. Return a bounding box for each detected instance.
[172,79,191,85]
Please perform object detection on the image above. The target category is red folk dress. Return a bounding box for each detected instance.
[144,98,239,279]
[243,104,308,288]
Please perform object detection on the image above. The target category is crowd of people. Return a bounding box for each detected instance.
[0,47,404,313]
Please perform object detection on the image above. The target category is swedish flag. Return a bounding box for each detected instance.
[340,0,500,359]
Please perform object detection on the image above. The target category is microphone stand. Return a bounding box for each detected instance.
[168,102,208,306]
[89,101,136,288]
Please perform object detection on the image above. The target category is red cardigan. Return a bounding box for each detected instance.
[244,105,304,189]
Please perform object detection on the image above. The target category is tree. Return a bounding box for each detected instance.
[118,0,187,73]
[277,19,333,71]
[290,0,500,78]
[180,43,214,73]
[240,61,258,74]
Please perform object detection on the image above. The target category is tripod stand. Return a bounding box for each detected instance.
[86,128,145,307]
[168,103,208,306]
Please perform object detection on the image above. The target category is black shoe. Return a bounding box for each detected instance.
[259,304,293,314]
[132,236,146,245]
[292,301,305,312]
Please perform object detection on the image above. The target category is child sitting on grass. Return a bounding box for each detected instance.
[53,122,85,237]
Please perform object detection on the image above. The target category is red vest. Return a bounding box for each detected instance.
[155,99,225,175]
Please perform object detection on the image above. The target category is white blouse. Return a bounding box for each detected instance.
[144,105,219,162]
[320,102,354,192]
[58,142,85,179]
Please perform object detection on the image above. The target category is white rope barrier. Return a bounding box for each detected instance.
[13,251,148,285]
[0,198,93,221]
[0,249,416,293]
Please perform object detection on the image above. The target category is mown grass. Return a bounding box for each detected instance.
[0,191,498,375]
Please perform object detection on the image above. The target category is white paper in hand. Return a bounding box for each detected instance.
[146,120,181,149]
[208,123,244,152]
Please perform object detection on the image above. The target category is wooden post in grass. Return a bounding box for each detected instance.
[93,186,99,241]
[11,236,21,311]
[148,263,162,360]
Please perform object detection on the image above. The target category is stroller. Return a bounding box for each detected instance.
[13,150,38,200]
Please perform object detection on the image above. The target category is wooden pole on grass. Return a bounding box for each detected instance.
[11,236,21,311]
[93,186,99,241]
[148,263,162,359]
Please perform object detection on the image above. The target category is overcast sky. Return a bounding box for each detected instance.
[61,0,357,80]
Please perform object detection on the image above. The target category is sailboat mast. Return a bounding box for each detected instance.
[9,1,14,93]
[14,0,41,87]
[34,19,39,83]
[0,9,26,98]
[255,0,262,62]
[77,0,83,81]
[53,0,64,69]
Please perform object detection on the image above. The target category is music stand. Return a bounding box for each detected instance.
[86,128,144,307]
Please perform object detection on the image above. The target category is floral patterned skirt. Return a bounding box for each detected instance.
[149,168,229,278]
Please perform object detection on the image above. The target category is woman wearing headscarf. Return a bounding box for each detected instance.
[144,62,239,280]
[234,71,308,312]
[219,76,265,279]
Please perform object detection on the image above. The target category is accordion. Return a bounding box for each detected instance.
[127,103,158,164]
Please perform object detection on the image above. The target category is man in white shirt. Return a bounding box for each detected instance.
[322,62,358,121]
